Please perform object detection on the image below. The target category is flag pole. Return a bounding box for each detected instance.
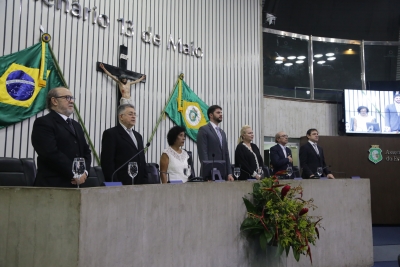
[47,42,101,165]
[145,73,184,150]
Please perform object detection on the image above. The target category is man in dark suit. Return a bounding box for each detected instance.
[270,131,293,176]
[31,87,91,187]
[384,93,400,132]
[197,105,234,181]
[299,128,334,179]
[101,104,148,185]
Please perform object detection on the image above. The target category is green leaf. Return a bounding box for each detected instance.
[265,230,273,243]
[242,197,256,213]
[293,250,300,261]
[259,232,267,250]
[277,242,285,256]
[285,246,290,257]
[240,218,264,232]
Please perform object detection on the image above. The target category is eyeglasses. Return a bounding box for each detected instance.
[280,135,288,138]
[55,95,75,102]
[124,112,138,117]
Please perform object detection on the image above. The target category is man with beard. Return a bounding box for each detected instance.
[31,87,92,187]
[197,105,234,181]
[99,63,146,105]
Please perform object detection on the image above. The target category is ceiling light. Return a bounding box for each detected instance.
[276,56,284,60]
[317,60,325,64]
[348,49,352,51]
[297,56,306,59]
[287,56,296,60]
[326,53,334,57]
[295,60,304,64]
[284,63,293,66]
[314,54,323,58]
[327,57,336,61]
[275,61,283,64]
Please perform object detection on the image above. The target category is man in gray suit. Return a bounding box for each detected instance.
[197,105,234,181]
[384,93,400,132]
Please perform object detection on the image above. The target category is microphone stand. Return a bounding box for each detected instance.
[110,142,150,183]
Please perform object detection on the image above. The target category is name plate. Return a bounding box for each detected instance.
[103,182,123,186]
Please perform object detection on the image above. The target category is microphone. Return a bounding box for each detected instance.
[111,142,150,182]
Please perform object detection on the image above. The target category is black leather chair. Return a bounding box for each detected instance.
[146,163,161,184]
[81,166,104,187]
[185,150,196,179]
[0,157,36,186]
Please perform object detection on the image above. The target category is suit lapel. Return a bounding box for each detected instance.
[51,111,76,136]
[117,124,137,150]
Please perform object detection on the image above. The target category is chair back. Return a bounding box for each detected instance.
[0,157,36,186]
[146,163,160,184]
[185,150,196,179]
[81,166,104,187]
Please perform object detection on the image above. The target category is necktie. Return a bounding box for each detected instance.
[282,146,287,157]
[128,129,138,148]
[215,127,223,147]
[312,143,319,155]
[66,118,76,135]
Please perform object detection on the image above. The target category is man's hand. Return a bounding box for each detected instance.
[327,173,335,179]
[288,155,293,163]
[227,174,234,181]
[71,172,88,185]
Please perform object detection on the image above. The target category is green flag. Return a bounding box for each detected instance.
[165,76,209,141]
[0,41,66,128]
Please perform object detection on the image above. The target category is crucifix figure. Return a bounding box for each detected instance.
[97,45,146,105]
[99,63,145,105]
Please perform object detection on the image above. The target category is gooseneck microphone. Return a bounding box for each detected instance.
[111,142,151,182]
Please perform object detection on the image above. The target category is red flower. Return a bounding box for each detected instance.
[299,207,308,216]
[281,185,291,199]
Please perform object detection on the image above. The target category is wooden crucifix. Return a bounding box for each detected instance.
[96,45,146,106]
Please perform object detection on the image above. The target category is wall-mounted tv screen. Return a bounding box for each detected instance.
[344,89,400,134]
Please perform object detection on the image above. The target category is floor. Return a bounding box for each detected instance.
[373,226,400,267]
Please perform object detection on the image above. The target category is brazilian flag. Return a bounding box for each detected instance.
[0,40,66,129]
[165,75,209,142]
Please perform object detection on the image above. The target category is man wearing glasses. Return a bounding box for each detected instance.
[31,87,91,187]
[270,131,293,176]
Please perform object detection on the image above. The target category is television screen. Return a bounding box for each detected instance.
[344,89,400,134]
[201,160,226,181]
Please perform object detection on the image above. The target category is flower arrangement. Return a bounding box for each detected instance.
[240,171,322,263]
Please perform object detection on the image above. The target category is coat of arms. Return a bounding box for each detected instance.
[368,145,383,164]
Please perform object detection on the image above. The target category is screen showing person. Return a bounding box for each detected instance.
[343,89,400,134]
[201,160,227,181]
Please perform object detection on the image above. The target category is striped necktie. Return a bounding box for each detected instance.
[128,128,138,148]
[66,118,76,135]
[312,143,319,155]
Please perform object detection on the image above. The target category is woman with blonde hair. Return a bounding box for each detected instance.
[234,125,264,180]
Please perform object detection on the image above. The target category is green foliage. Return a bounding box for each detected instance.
[240,176,322,264]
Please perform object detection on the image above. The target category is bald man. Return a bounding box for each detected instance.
[31,87,91,187]
[270,131,293,176]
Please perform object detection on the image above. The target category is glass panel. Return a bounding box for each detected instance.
[313,42,362,93]
[365,45,398,84]
[263,33,310,98]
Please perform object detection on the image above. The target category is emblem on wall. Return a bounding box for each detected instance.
[368,145,383,164]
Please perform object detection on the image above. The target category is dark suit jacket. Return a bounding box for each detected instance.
[101,124,148,185]
[270,144,293,175]
[299,142,331,179]
[384,104,400,131]
[234,143,263,180]
[31,110,92,187]
[197,123,232,179]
